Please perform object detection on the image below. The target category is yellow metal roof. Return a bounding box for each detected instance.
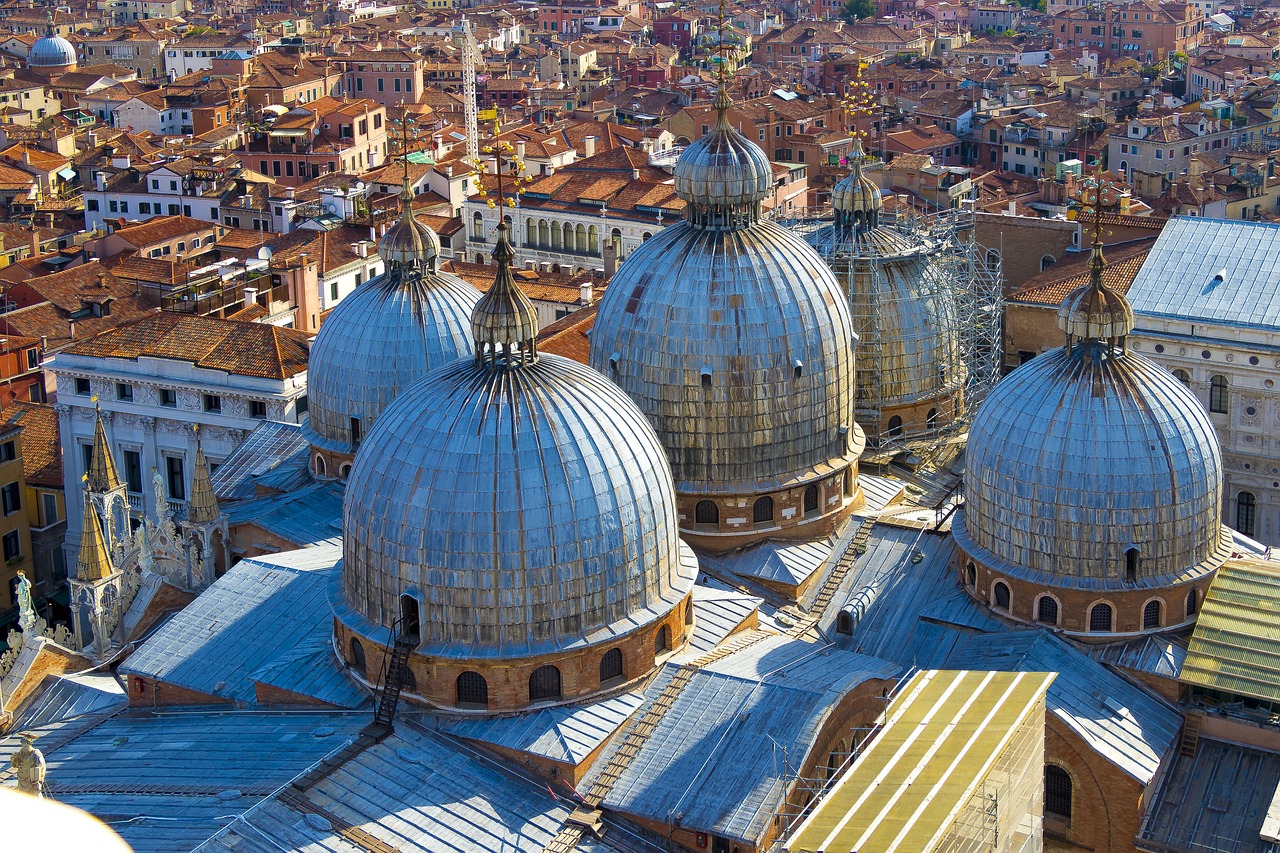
[1181,558,1280,703]
[784,669,1054,853]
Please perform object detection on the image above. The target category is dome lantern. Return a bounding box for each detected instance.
[831,137,882,233]
[469,223,539,366]
[1057,242,1135,350]
[672,80,773,229]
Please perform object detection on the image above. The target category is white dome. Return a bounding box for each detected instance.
[29,35,76,69]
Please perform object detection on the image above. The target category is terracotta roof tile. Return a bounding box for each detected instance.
[6,401,62,487]
[536,303,597,364]
[1008,239,1156,306]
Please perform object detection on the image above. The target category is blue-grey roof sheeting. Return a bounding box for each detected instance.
[40,711,365,853]
[10,672,126,734]
[945,630,1181,784]
[1090,634,1187,681]
[699,536,834,587]
[438,692,644,765]
[222,482,344,549]
[686,585,762,654]
[858,473,908,513]
[249,635,370,710]
[591,636,898,845]
[210,420,311,502]
[1126,217,1280,330]
[120,546,359,707]
[203,724,576,853]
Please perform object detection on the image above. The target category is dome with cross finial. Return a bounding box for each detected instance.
[336,222,697,711]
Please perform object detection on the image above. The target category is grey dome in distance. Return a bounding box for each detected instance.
[29,35,76,68]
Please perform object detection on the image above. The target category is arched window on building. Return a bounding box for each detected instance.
[1173,368,1191,387]
[1187,588,1198,617]
[985,248,1001,268]
[456,671,488,708]
[471,211,483,241]
[1237,491,1257,537]
[654,625,671,655]
[349,637,365,677]
[526,219,537,245]
[1143,599,1162,630]
[1045,765,1072,821]
[694,500,718,526]
[1209,374,1229,414]
[993,581,1010,610]
[1036,596,1058,625]
[886,415,903,438]
[753,496,774,526]
[1089,602,1113,633]
[529,665,561,701]
[803,485,819,517]
[966,562,976,589]
[599,648,623,683]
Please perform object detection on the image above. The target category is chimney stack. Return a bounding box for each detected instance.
[603,241,618,278]
[579,281,594,303]
[584,135,597,158]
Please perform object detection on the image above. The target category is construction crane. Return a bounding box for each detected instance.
[461,17,479,168]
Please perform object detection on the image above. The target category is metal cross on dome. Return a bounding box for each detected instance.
[464,111,532,212]
[389,99,417,187]
[1074,166,1122,250]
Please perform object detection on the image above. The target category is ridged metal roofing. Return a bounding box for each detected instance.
[29,35,76,68]
[589,218,860,495]
[222,481,344,549]
[960,339,1227,588]
[672,86,772,213]
[1125,216,1280,330]
[209,420,310,502]
[303,265,479,455]
[1181,557,1280,703]
[342,352,697,658]
[10,672,125,734]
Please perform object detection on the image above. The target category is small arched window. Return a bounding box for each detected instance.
[1045,765,1072,821]
[803,485,819,516]
[1040,254,1056,271]
[339,463,351,480]
[314,454,327,477]
[456,671,488,707]
[700,366,713,389]
[685,599,694,625]
[985,248,1001,268]
[694,500,718,525]
[886,415,903,438]
[1037,596,1058,625]
[654,625,671,655]
[753,496,774,525]
[1090,602,1113,633]
[529,665,561,701]
[1143,599,1162,630]
[1173,368,1192,387]
[1187,588,1198,617]
[599,647,623,683]
[836,609,853,635]
[349,637,366,677]
[993,581,1010,610]
[1209,374,1229,414]
[966,562,976,589]
[471,210,483,239]
[1237,491,1257,537]
[926,408,938,430]
[1125,547,1139,583]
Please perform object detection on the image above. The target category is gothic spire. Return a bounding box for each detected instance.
[188,426,219,525]
[87,404,122,494]
[76,494,115,582]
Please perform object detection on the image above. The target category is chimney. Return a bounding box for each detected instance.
[540,261,551,272]
[517,139,526,161]
[87,130,98,148]
[244,286,258,306]
[95,171,106,192]
[29,227,39,256]
[1007,200,1016,215]
[526,259,537,270]
[603,241,618,278]
[632,167,640,180]
[111,154,130,169]
[68,321,75,340]
[584,135,597,158]
[285,186,296,200]
[579,282,594,303]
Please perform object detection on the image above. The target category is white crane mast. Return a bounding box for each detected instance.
[461,17,479,168]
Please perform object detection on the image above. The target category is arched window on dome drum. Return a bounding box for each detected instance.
[1209,374,1229,414]
[886,416,903,438]
[1173,368,1192,387]
[529,665,561,702]
[1125,547,1139,583]
[685,600,694,625]
[966,563,976,589]
[844,469,853,497]
[836,610,853,635]
[600,648,624,683]
[314,454,326,477]
[753,496,774,526]
[1237,491,1257,537]
[399,594,420,644]
[926,408,938,431]
[655,625,671,655]
[1036,596,1058,625]
[1187,588,1198,617]
[456,671,488,707]
[400,663,417,693]
[803,485,819,517]
[993,581,1010,611]
[339,463,351,480]
[350,417,362,449]
[1143,599,1162,630]
[1089,602,1113,633]
[695,500,718,526]
[349,637,365,677]
[1045,765,1072,821]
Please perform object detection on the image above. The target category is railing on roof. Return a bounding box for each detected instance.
[161,276,285,318]
[647,145,685,168]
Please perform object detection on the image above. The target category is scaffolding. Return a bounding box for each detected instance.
[776,198,1004,467]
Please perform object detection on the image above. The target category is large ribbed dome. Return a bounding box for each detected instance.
[304,187,479,458]
[956,289,1228,589]
[589,84,861,513]
[341,225,696,657]
[29,35,76,68]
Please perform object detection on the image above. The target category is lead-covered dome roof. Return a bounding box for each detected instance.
[29,35,76,68]
[673,88,772,216]
[341,224,696,657]
[589,84,861,495]
[304,189,479,456]
[956,249,1229,589]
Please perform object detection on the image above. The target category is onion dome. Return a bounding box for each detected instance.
[672,85,773,226]
[590,82,862,545]
[378,183,441,268]
[303,181,479,461]
[831,138,882,231]
[956,243,1228,590]
[29,34,76,69]
[341,223,696,659]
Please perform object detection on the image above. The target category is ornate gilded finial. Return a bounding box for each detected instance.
[711,0,733,115]
[87,402,122,494]
[380,105,440,270]
[1059,166,1134,348]
[393,98,413,200]
[468,117,539,366]
[188,424,219,525]
[840,59,876,145]
[1074,165,1120,281]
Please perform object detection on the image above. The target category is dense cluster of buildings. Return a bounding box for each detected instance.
[0,0,1278,850]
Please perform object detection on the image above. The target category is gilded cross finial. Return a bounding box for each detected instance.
[465,112,531,212]
[840,58,875,144]
[390,100,416,197]
[1072,166,1122,289]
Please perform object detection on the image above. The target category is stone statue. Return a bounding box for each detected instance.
[11,733,46,798]
[15,571,35,636]
[152,466,169,520]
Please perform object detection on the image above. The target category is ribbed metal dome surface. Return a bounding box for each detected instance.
[956,341,1228,589]
[303,268,480,454]
[29,35,76,68]
[589,218,860,494]
[672,93,772,211]
[378,202,441,265]
[341,353,697,657]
